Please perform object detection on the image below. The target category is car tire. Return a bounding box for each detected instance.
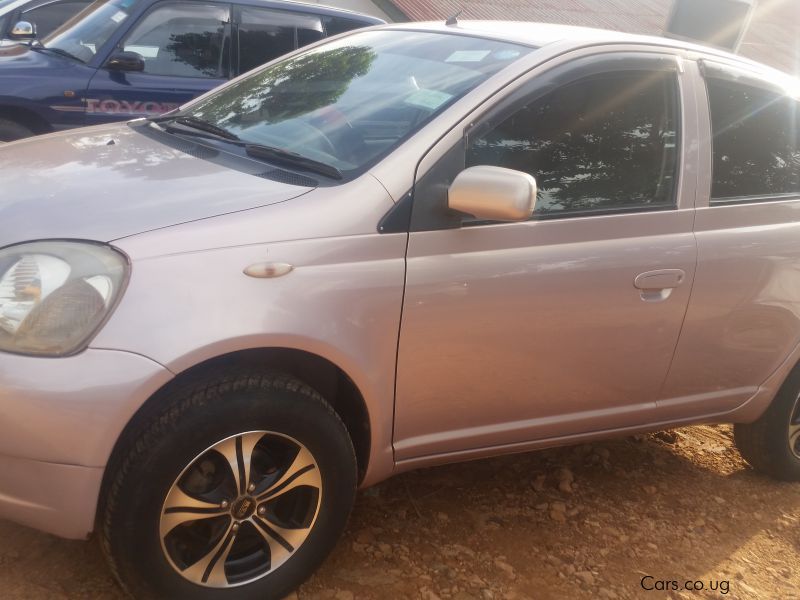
[734,366,800,481]
[100,370,358,600]
[0,118,34,142]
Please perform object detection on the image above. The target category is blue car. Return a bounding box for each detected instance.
[0,0,382,140]
[0,0,93,45]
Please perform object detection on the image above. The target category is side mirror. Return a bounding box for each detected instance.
[448,165,537,222]
[105,50,145,72]
[10,21,36,40]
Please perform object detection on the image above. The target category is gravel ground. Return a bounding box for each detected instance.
[1,425,798,599]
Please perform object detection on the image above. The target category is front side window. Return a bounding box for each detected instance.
[467,70,680,217]
[44,0,141,62]
[235,7,322,75]
[706,75,800,201]
[186,30,533,178]
[122,2,230,78]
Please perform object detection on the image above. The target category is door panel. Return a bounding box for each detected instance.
[659,202,800,417]
[659,62,800,417]
[394,52,697,459]
[394,213,696,458]
[85,70,225,123]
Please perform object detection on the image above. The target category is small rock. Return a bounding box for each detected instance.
[655,430,678,444]
[335,591,354,600]
[494,559,516,579]
[550,509,567,523]
[595,447,611,460]
[351,542,366,553]
[532,474,547,492]
[437,512,449,522]
[481,590,494,600]
[558,467,574,484]
[643,485,657,495]
[576,570,595,586]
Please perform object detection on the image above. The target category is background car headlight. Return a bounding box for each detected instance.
[0,241,128,356]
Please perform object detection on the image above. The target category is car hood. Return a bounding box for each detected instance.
[0,124,316,246]
[0,43,58,66]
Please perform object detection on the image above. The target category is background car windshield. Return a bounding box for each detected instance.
[45,0,139,62]
[187,30,532,176]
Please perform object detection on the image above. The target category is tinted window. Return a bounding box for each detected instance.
[324,16,365,37]
[22,0,91,38]
[707,76,800,200]
[122,2,230,78]
[236,7,322,74]
[467,71,680,217]
[45,0,141,63]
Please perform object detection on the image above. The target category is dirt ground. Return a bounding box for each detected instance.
[1,425,798,600]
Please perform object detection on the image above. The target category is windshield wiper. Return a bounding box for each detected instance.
[245,144,342,180]
[151,117,341,180]
[31,45,84,64]
[152,115,240,141]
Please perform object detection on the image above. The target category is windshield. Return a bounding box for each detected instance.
[44,0,138,62]
[184,30,532,178]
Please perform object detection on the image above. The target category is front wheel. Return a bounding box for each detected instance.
[734,366,800,481]
[101,371,357,600]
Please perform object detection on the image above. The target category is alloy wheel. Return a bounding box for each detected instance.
[159,430,322,588]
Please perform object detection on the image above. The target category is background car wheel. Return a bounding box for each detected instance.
[100,371,358,600]
[0,118,34,142]
[734,365,800,481]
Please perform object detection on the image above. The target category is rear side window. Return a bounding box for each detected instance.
[467,70,680,217]
[236,7,323,75]
[706,76,800,201]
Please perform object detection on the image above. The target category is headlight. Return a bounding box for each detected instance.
[0,241,127,356]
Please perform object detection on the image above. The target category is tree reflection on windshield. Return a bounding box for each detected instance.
[193,45,376,125]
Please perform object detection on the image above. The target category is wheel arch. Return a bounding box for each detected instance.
[97,347,373,523]
[0,102,52,135]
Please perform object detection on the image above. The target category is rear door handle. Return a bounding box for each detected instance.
[634,269,686,302]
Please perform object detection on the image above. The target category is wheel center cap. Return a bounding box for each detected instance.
[231,496,256,520]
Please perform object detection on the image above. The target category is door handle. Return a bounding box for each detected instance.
[634,269,686,302]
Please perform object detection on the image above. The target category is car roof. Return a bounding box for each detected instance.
[384,20,795,83]
[0,0,386,22]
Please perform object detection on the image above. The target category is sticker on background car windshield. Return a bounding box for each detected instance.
[445,50,490,62]
[493,49,522,60]
[404,89,453,111]
[110,10,127,23]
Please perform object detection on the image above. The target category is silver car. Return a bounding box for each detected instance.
[1,19,799,599]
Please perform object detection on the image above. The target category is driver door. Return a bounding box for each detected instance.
[84,1,231,125]
[394,52,698,461]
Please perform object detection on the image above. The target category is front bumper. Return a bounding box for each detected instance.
[0,454,103,539]
[0,348,173,538]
